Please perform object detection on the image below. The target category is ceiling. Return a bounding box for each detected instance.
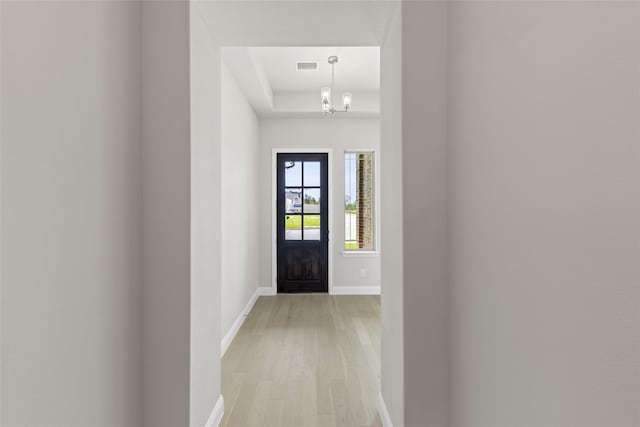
[222,46,381,117]
[248,46,380,92]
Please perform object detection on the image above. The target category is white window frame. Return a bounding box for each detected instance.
[342,148,380,257]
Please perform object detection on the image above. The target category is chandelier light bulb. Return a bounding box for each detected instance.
[321,87,331,106]
[342,92,352,110]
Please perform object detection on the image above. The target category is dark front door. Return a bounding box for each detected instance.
[277,153,329,293]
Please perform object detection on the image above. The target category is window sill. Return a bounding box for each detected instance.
[341,251,379,258]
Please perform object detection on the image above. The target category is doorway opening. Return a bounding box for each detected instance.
[217,44,383,424]
[190,2,403,424]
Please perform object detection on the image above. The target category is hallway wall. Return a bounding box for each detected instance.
[1,2,142,425]
[258,118,381,294]
[189,6,223,425]
[379,6,405,424]
[221,63,260,337]
[401,2,449,426]
[448,3,640,426]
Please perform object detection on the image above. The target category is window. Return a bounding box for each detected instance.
[284,160,322,241]
[344,151,375,251]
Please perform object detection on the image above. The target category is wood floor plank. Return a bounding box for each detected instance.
[263,399,284,427]
[221,294,381,427]
[246,381,271,426]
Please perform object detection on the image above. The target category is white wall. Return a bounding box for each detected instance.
[258,119,381,293]
[379,5,404,425]
[190,6,223,426]
[1,2,142,425]
[448,2,640,426]
[221,63,260,337]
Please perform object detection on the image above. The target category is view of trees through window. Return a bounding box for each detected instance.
[344,151,375,250]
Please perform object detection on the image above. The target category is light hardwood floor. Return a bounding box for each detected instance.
[221,294,383,427]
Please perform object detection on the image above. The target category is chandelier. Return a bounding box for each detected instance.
[321,56,352,116]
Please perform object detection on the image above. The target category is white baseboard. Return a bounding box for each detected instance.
[256,286,276,296]
[220,288,260,357]
[205,395,224,427]
[331,286,381,295]
[377,393,393,427]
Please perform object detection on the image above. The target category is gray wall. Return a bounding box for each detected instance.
[1,2,142,425]
[448,2,640,426]
[402,2,449,426]
[142,2,191,426]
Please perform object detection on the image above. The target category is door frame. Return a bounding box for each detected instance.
[272,148,333,295]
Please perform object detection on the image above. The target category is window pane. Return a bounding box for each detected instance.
[285,161,302,187]
[303,215,321,240]
[285,188,302,213]
[303,189,320,213]
[344,151,375,250]
[345,210,357,249]
[345,153,357,249]
[303,161,320,187]
[285,215,302,240]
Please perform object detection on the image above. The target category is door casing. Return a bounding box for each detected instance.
[271,148,333,294]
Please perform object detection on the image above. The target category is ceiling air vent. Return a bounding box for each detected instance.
[296,61,318,71]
